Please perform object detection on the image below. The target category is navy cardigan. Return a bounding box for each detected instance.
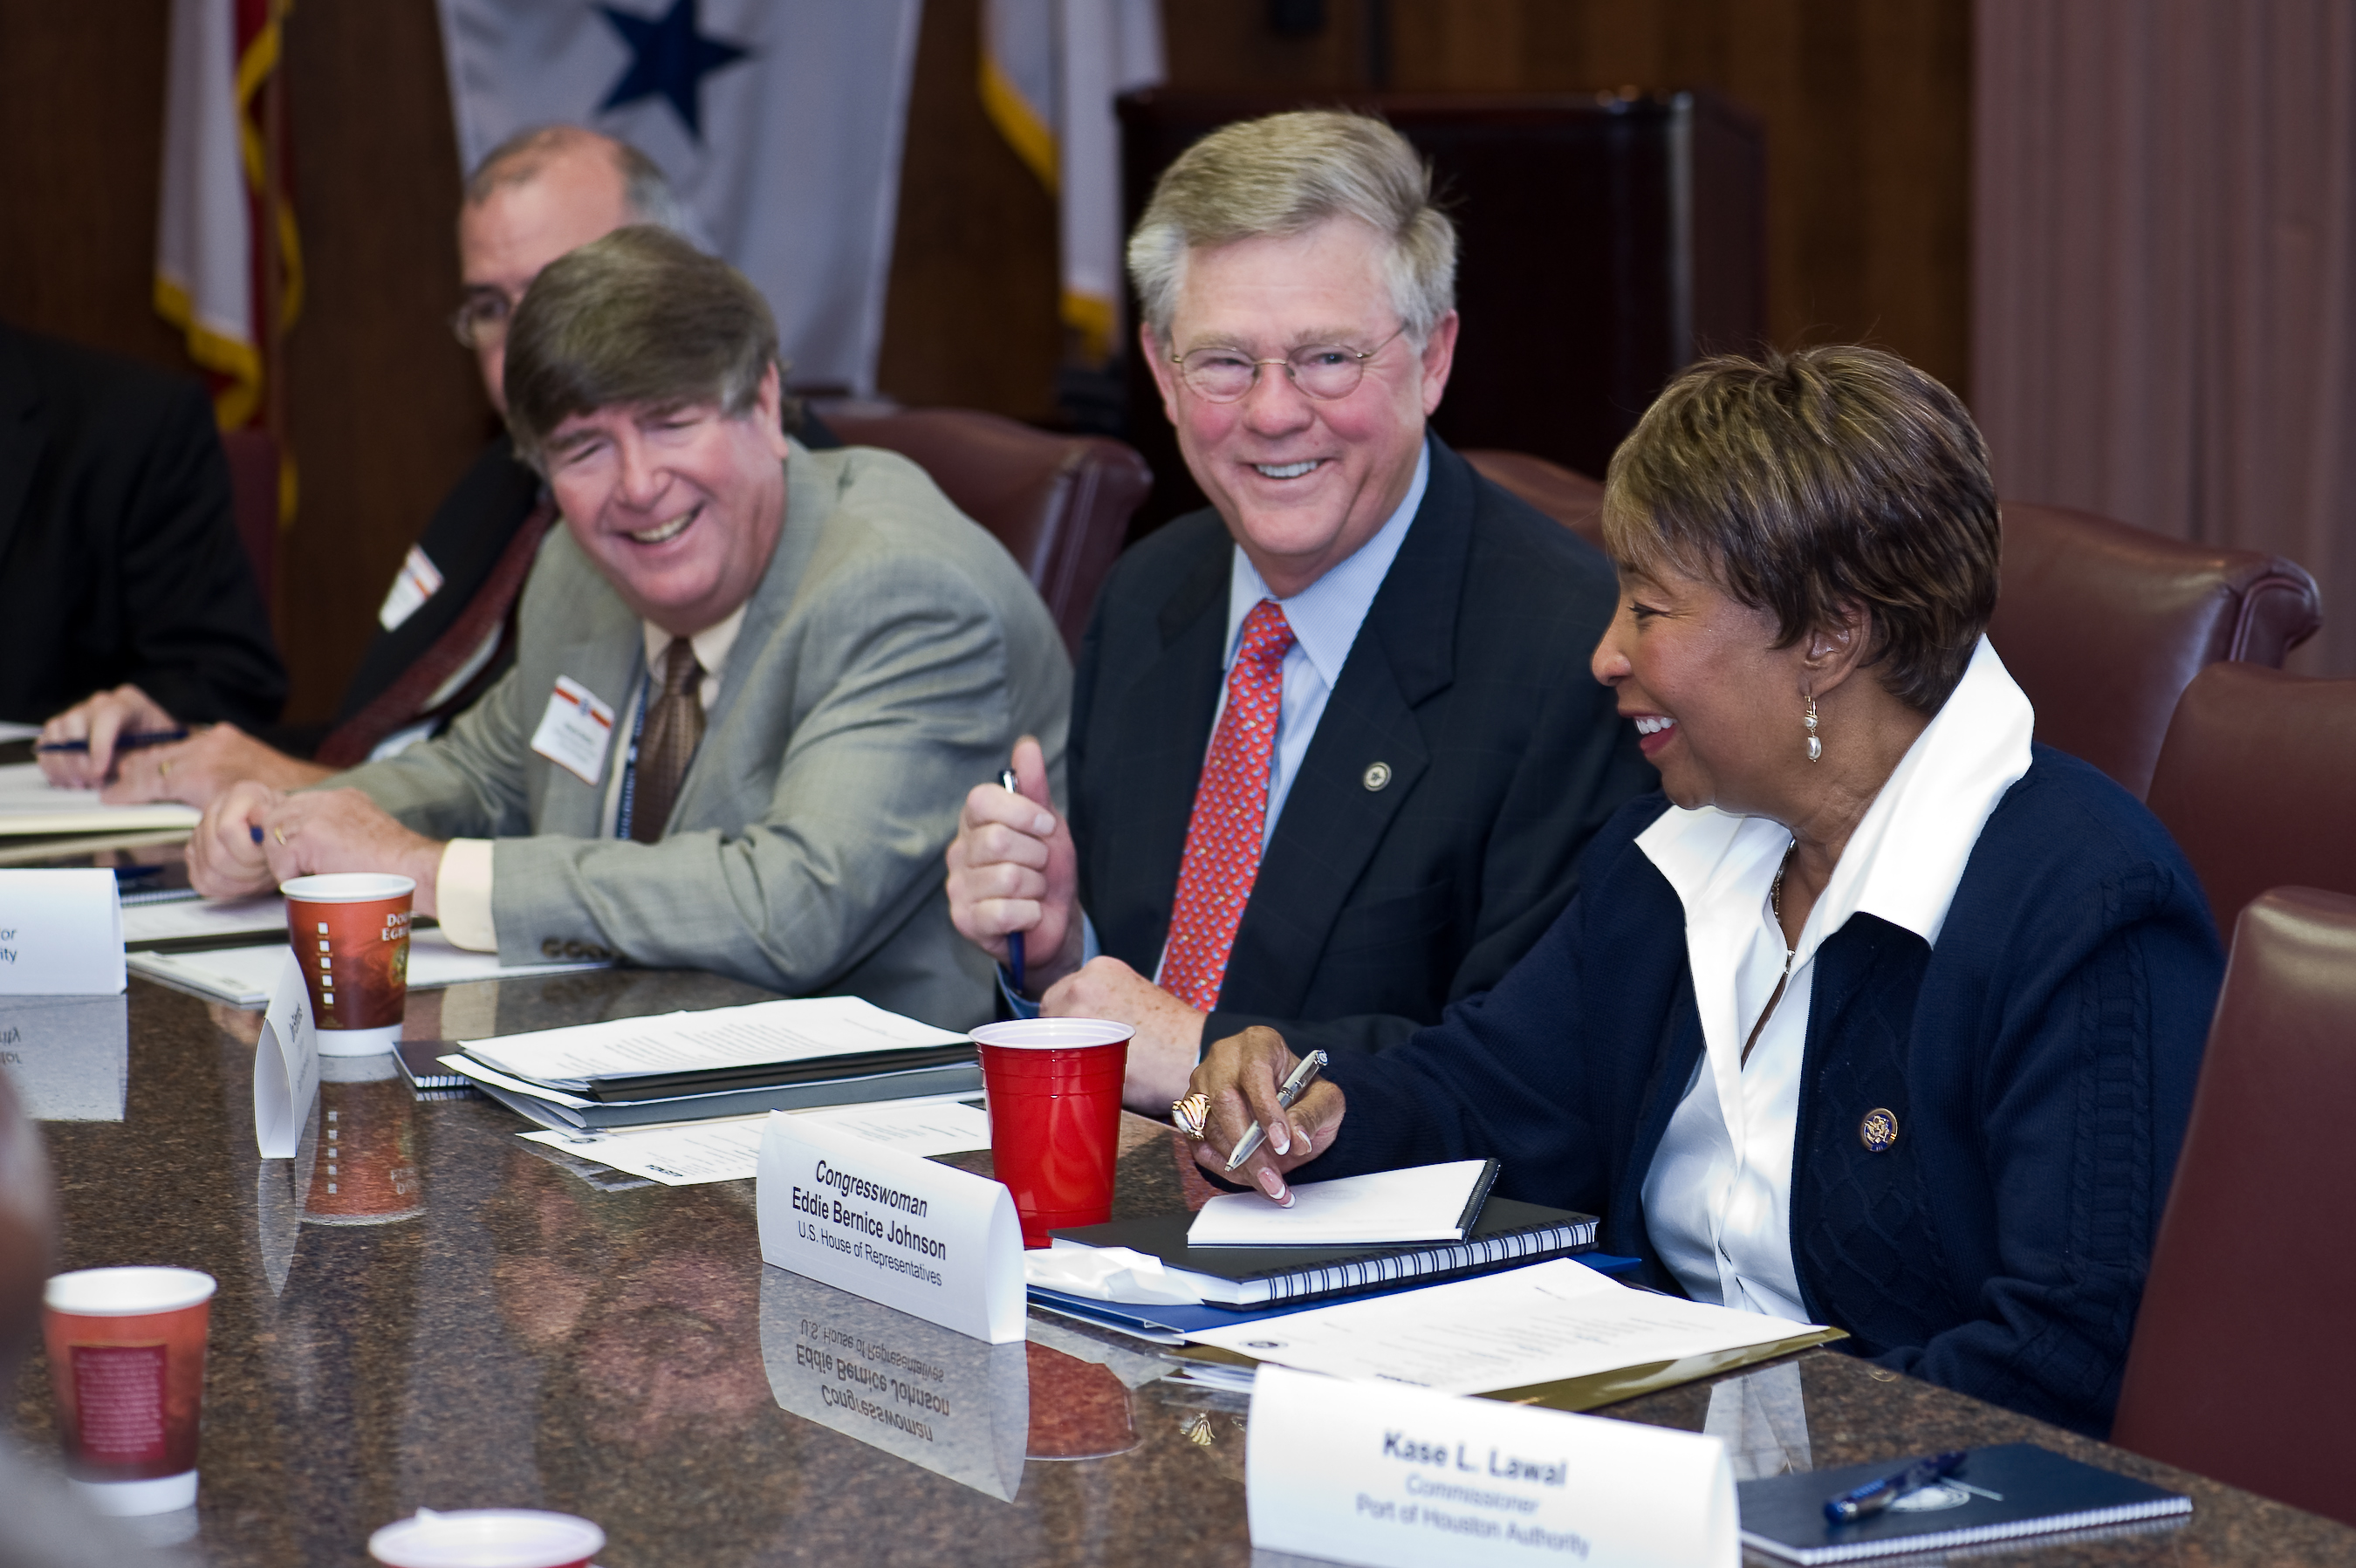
[1301,745,2222,1438]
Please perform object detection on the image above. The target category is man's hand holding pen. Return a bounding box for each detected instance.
[1187,1025,1346,1205]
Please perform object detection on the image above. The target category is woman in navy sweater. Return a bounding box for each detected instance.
[1181,346,2222,1438]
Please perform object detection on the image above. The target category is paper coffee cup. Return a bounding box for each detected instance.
[282,873,414,1056]
[368,1508,605,1568]
[305,1055,425,1226]
[43,1267,216,1514]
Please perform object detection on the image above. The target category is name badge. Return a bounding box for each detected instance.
[254,950,320,1159]
[1247,1364,1738,1568]
[529,675,616,787]
[0,868,124,995]
[376,544,445,631]
[757,1112,1025,1344]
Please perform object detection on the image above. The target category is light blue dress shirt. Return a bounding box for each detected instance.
[1003,440,1432,1016]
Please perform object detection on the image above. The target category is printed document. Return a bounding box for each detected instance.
[121,894,285,946]
[1188,1160,1492,1245]
[1186,1256,1819,1396]
[460,995,967,1088]
[524,1093,991,1185]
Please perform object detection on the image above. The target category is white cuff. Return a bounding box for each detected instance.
[433,839,497,951]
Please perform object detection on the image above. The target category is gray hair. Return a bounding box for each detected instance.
[503,226,778,469]
[1126,110,1457,346]
[463,124,690,235]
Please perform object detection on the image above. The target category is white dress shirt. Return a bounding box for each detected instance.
[1636,637,2036,1321]
[434,606,746,952]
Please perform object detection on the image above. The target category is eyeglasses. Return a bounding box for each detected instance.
[1170,325,1407,403]
[449,291,518,352]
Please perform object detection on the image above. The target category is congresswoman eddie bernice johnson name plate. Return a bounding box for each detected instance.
[757,1110,1025,1344]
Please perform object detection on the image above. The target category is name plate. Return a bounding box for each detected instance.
[0,869,123,995]
[757,1111,1024,1344]
[253,951,320,1159]
[757,1263,1030,1500]
[1247,1364,1737,1568]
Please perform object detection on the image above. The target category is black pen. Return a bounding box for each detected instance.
[998,767,1026,993]
[37,729,190,754]
[1825,1450,1968,1523]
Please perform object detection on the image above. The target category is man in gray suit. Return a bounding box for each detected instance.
[188,228,1069,1028]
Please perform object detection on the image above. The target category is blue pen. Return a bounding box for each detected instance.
[36,729,190,754]
[997,768,1026,993]
[1825,1450,1969,1523]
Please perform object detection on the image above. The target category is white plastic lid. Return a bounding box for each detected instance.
[367,1509,605,1568]
[281,873,416,902]
[45,1267,217,1316]
[969,1018,1135,1050]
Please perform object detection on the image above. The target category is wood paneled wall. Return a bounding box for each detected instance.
[0,0,1967,722]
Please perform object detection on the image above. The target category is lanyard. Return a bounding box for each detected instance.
[614,674,650,840]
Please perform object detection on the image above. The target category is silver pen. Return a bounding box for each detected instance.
[1223,1050,1329,1173]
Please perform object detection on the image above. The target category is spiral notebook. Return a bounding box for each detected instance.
[1736,1443,2190,1564]
[1048,1192,1596,1307]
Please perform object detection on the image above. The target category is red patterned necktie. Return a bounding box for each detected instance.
[1161,598,1298,1012]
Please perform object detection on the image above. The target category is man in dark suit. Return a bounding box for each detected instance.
[947,111,1652,1112]
[0,322,284,729]
[40,125,833,799]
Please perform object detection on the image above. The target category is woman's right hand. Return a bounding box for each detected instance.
[1188,1026,1346,1204]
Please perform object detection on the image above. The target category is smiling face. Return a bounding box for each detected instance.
[1590,559,1814,816]
[1145,219,1457,598]
[543,363,791,635]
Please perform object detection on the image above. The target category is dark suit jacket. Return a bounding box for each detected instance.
[1068,435,1653,1058]
[1306,749,2223,1437]
[0,325,284,726]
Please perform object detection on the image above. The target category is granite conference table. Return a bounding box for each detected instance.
[7,966,2353,1568]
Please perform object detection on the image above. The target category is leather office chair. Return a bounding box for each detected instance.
[824,409,1152,658]
[2145,663,2356,933]
[1456,458,2323,804]
[1987,503,2319,799]
[219,427,279,606]
[2111,887,2356,1529]
[1463,449,1605,548]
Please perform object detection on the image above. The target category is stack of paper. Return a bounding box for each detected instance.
[127,928,609,1005]
[0,763,201,836]
[518,1094,993,1186]
[442,996,983,1131]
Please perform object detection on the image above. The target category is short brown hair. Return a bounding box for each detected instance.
[1602,345,2000,712]
[503,225,779,468]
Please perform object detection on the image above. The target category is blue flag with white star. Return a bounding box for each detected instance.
[435,0,919,394]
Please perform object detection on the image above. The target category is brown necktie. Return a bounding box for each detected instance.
[631,637,705,843]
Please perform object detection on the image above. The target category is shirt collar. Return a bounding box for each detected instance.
[1224,437,1431,683]
[1636,635,2036,952]
[640,603,748,688]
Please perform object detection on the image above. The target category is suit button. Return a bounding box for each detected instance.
[1362,761,1392,791]
[541,938,561,958]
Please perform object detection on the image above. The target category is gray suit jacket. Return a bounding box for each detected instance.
[331,442,1071,1029]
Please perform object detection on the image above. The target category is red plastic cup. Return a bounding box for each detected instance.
[42,1267,216,1514]
[282,873,414,1056]
[971,1018,1132,1248]
[367,1509,604,1567]
[1024,1341,1141,1460]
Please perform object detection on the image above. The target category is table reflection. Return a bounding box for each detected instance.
[0,994,127,1122]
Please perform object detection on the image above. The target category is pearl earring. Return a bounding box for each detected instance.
[1805,695,1821,762]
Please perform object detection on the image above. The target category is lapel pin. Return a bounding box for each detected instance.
[1859,1107,1900,1153]
[1361,761,1392,791]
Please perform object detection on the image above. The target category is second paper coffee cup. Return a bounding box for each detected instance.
[282,873,414,1056]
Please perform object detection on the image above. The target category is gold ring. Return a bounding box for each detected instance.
[273,826,286,846]
[158,759,172,780]
[1172,1092,1210,1141]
